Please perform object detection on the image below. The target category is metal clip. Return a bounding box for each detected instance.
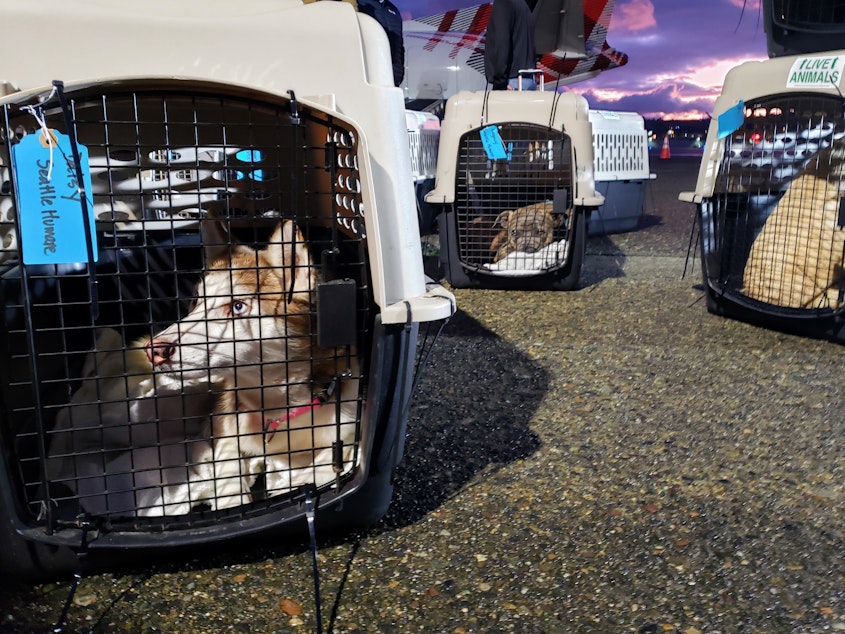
[288,90,301,125]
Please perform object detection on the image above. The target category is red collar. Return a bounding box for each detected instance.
[264,397,322,442]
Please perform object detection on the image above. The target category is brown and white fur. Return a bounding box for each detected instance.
[47,328,215,517]
[146,219,359,510]
[489,202,563,263]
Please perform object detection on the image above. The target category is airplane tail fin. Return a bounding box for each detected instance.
[533,0,628,85]
[412,4,492,39]
[402,1,628,97]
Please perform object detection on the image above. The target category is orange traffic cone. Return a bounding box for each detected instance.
[660,134,671,160]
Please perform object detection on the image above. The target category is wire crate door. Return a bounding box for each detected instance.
[453,123,574,275]
[703,92,845,315]
[0,82,372,530]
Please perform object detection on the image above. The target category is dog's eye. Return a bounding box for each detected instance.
[230,300,249,316]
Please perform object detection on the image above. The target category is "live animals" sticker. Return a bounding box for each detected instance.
[786,55,845,89]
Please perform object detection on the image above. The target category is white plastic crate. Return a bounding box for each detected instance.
[0,0,453,324]
[426,90,603,290]
[680,50,845,342]
[406,110,440,183]
[588,109,654,236]
[589,110,652,181]
[0,0,455,579]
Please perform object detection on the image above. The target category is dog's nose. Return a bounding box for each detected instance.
[145,338,175,366]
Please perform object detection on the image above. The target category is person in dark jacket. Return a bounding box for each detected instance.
[484,0,537,90]
[357,0,405,87]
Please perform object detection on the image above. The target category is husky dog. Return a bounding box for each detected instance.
[145,220,359,510]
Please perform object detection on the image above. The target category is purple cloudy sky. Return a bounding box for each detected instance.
[396,0,769,119]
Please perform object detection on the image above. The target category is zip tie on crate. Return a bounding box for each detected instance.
[830,77,845,116]
[682,201,702,280]
[548,69,567,130]
[53,79,100,320]
[369,309,449,481]
[19,104,57,180]
[394,302,452,463]
[288,90,301,125]
[284,217,301,306]
[328,372,345,475]
[409,313,450,403]
[304,488,324,634]
[480,86,491,127]
[53,519,93,633]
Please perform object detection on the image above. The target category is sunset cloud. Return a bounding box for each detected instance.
[613,0,657,33]
[565,0,768,119]
[685,57,764,91]
[574,82,718,120]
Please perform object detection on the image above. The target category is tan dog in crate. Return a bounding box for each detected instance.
[742,142,845,309]
[489,201,563,263]
[146,219,359,510]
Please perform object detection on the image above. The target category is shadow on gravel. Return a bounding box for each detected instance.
[0,310,547,634]
[637,213,664,231]
[378,308,545,530]
[582,235,628,286]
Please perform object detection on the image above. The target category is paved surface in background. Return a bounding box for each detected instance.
[2,156,844,633]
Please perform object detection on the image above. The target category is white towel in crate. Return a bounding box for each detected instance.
[483,239,568,275]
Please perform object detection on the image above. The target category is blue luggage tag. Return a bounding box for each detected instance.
[480,125,508,160]
[11,129,97,265]
[717,100,745,140]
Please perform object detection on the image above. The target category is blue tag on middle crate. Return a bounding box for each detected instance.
[480,125,508,160]
[11,129,97,265]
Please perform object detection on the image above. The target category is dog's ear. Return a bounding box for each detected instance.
[266,221,316,296]
[200,210,233,265]
[494,210,513,228]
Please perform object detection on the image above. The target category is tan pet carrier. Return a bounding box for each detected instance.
[0,0,455,581]
[426,90,604,290]
[681,50,845,342]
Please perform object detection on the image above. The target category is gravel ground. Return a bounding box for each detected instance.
[2,156,844,633]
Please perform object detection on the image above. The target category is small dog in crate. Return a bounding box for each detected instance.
[146,219,359,511]
[489,201,563,263]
